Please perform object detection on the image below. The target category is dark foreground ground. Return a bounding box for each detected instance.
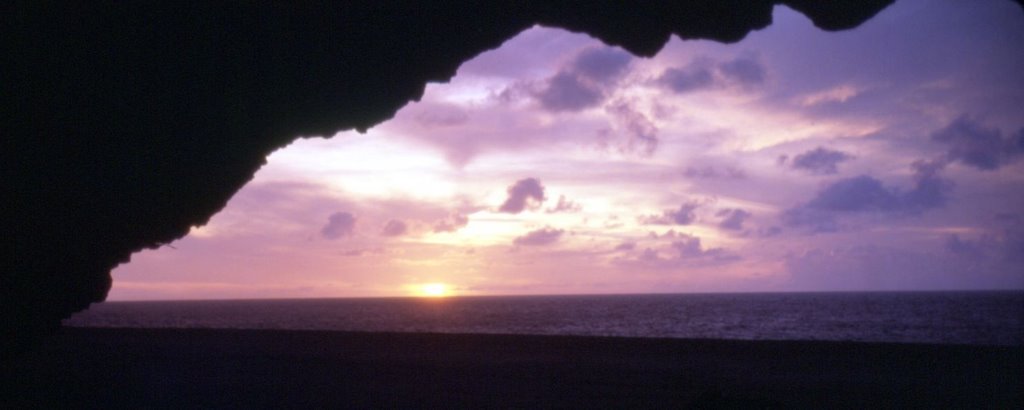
[3,328,1021,408]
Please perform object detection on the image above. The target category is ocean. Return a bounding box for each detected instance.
[64,291,1024,346]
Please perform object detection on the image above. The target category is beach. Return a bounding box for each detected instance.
[4,327,1021,408]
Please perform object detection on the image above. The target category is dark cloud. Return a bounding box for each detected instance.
[321,212,356,239]
[903,159,952,211]
[1002,226,1024,265]
[809,162,951,213]
[640,202,700,225]
[381,219,408,237]
[341,247,384,257]
[534,46,632,112]
[625,234,740,268]
[945,234,984,257]
[657,65,715,93]
[786,240,1024,292]
[995,213,1022,224]
[671,236,705,258]
[944,218,1024,266]
[536,72,605,111]
[414,105,469,127]
[790,147,854,175]
[783,246,935,291]
[783,163,953,232]
[657,56,766,94]
[604,215,624,229]
[433,213,469,233]
[780,208,839,234]
[717,57,765,86]
[806,175,898,212]
[639,248,660,262]
[669,235,740,262]
[569,46,633,82]
[931,115,1024,171]
[513,227,564,247]
[614,241,636,251]
[606,100,658,155]
[649,229,680,240]
[683,165,747,179]
[546,195,583,213]
[683,166,717,179]
[757,226,783,237]
[499,178,546,214]
[717,209,752,231]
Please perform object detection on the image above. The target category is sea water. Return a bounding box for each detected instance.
[64,291,1024,346]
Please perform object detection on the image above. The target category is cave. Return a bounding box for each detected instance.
[11,0,1023,354]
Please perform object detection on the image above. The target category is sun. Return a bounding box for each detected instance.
[417,283,452,298]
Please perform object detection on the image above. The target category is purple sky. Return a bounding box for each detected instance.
[110,0,1024,300]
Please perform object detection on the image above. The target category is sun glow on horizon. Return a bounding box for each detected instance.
[414,283,453,298]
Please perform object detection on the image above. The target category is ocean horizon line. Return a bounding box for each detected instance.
[100,288,1024,304]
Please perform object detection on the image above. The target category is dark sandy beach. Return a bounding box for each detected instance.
[4,327,1021,408]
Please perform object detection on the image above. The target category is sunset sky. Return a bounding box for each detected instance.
[109,0,1024,300]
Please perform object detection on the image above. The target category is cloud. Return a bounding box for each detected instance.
[614,241,636,251]
[903,159,951,211]
[433,213,469,232]
[546,195,582,213]
[931,115,1024,171]
[790,147,854,175]
[604,215,624,229]
[605,99,658,155]
[783,163,952,232]
[381,45,635,168]
[780,208,839,234]
[499,178,546,214]
[321,212,356,239]
[717,56,766,86]
[797,84,861,106]
[945,234,984,257]
[672,235,717,259]
[717,209,752,231]
[786,240,1024,292]
[657,56,766,94]
[513,227,564,246]
[808,166,950,213]
[944,218,1024,266]
[657,65,715,93]
[757,226,783,237]
[569,46,634,82]
[341,247,384,257]
[381,219,408,237]
[534,46,633,112]
[414,105,469,127]
[683,165,747,179]
[649,229,680,239]
[640,202,701,225]
[535,72,605,111]
[804,176,896,212]
[624,233,740,268]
